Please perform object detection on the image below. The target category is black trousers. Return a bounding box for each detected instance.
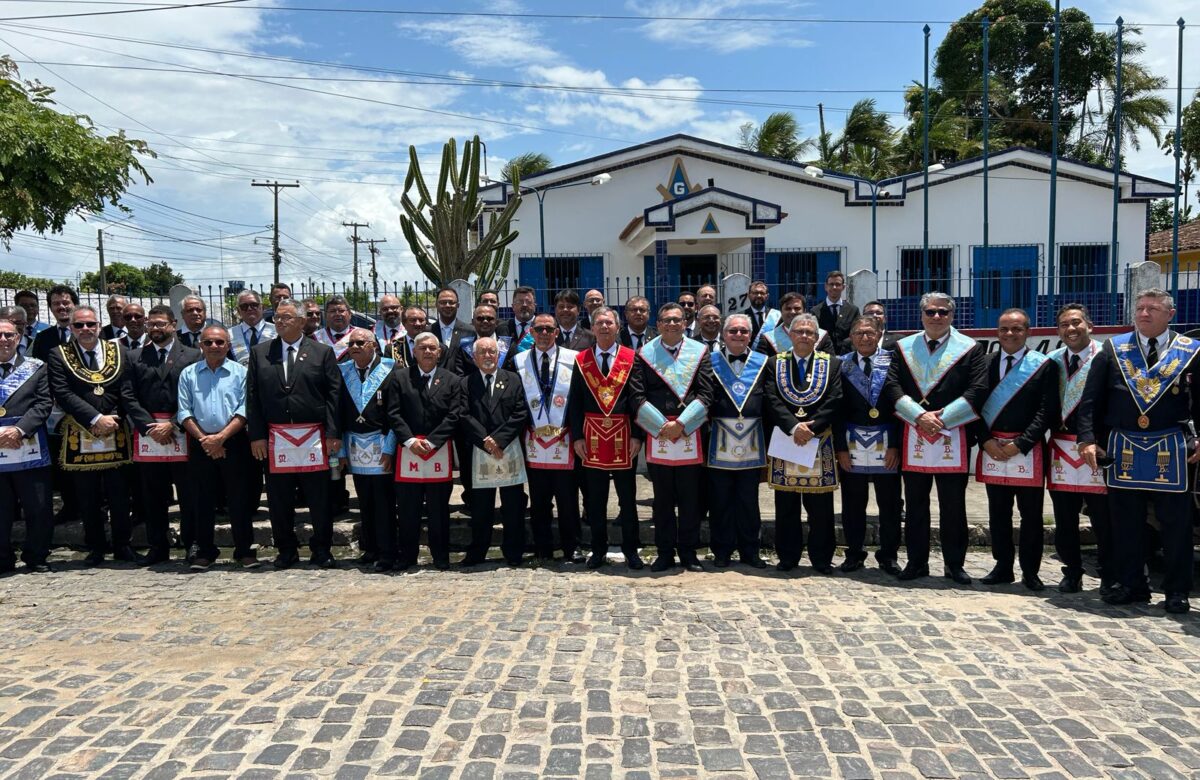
[527,467,581,557]
[583,466,640,555]
[139,460,196,555]
[647,463,702,559]
[469,485,527,562]
[396,482,452,565]
[0,466,52,565]
[352,473,394,557]
[265,470,332,558]
[707,468,762,560]
[190,435,254,560]
[985,483,1044,575]
[902,472,969,569]
[1108,487,1194,595]
[1050,489,1113,581]
[48,433,77,522]
[74,466,131,553]
[839,470,903,564]
[773,490,835,568]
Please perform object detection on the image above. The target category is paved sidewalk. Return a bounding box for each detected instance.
[0,551,1197,779]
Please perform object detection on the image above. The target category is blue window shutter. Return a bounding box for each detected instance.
[519,257,548,311]
[579,256,604,292]
[816,251,840,282]
[666,256,681,304]
[644,255,656,305]
[765,253,780,302]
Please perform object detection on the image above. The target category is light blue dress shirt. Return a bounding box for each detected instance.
[176,358,247,433]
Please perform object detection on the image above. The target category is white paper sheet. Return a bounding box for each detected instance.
[767,428,818,469]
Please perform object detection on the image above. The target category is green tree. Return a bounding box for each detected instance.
[737,112,815,160]
[142,260,184,295]
[399,135,522,291]
[81,261,147,294]
[822,99,896,176]
[0,56,153,249]
[0,270,60,289]
[502,152,552,182]
[1149,199,1194,232]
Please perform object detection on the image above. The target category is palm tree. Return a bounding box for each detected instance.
[737,111,815,160]
[501,152,552,183]
[1076,27,1170,165]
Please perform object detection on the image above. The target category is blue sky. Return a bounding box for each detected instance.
[0,0,1194,287]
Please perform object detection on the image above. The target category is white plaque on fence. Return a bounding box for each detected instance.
[450,279,474,326]
[722,273,750,315]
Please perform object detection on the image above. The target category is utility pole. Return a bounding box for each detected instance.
[364,238,387,304]
[97,229,107,294]
[251,179,299,285]
[343,221,369,298]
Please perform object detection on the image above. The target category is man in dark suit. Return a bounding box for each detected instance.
[31,284,79,361]
[691,305,723,353]
[498,285,537,345]
[861,301,899,350]
[970,308,1058,591]
[755,293,833,357]
[0,319,55,572]
[460,336,530,566]
[743,279,778,343]
[834,315,903,575]
[387,332,463,570]
[177,296,220,349]
[883,292,989,584]
[245,300,343,570]
[811,270,859,350]
[338,328,397,571]
[100,294,128,342]
[619,296,656,351]
[555,289,596,351]
[48,304,144,565]
[429,286,475,372]
[116,303,149,351]
[456,304,516,378]
[125,305,202,564]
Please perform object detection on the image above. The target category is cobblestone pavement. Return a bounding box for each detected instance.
[1,551,1198,779]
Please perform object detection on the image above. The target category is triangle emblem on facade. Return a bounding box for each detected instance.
[701,213,720,234]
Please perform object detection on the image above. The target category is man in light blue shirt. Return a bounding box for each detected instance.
[177,324,255,571]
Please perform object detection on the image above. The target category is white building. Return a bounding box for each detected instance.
[480,134,1174,329]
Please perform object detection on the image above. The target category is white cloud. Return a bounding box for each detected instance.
[688,110,759,146]
[628,0,814,54]
[395,0,559,68]
[524,65,705,134]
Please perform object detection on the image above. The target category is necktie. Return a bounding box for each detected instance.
[421,373,431,391]
[796,356,808,385]
[286,345,295,380]
[928,338,940,354]
[540,351,551,388]
[249,327,259,348]
[24,325,33,339]
[334,332,345,342]
[831,304,839,319]
[632,333,642,351]
[0,362,11,379]
[863,356,872,376]
[358,367,368,383]
[85,350,97,370]
[485,373,494,397]
[1147,337,1158,366]
[1068,354,1081,376]
[601,351,611,376]
[706,340,716,352]
[59,327,70,345]
[753,310,762,330]
[1005,354,1016,377]
[516,321,526,342]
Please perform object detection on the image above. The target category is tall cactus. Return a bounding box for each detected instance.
[399,135,521,290]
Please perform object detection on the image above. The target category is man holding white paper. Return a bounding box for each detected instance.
[882,292,988,584]
[764,313,843,573]
[631,302,713,572]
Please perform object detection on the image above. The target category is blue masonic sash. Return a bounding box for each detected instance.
[1110,331,1200,416]
[1047,340,1099,420]
[1106,427,1187,492]
[0,358,41,409]
[461,335,512,366]
[750,308,781,350]
[980,350,1049,428]
[711,350,767,415]
[340,357,394,415]
[839,350,890,408]
[708,351,768,470]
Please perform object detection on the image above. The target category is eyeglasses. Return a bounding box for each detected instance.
[347,339,369,347]
[725,328,750,335]
[183,307,205,314]
[306,311,322,318]
[791,330,817,338]
[145,321,171,329]
[679,301,695,307]
[124,313,145,320]
[659,317,684,324]
[72,322,99,329]
[238,302,261,310]
[923,308,951,318]
[532,325,556,334]
[475,316,496,322]
[0,332,17,340]
[201,339,227,347]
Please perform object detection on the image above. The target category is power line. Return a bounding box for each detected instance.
[0,0,251,22]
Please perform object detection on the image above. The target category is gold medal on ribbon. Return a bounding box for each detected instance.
[93,385,105,396]
[0,406,6,417]
[1137,414,1150,429]
[868,408,880,419]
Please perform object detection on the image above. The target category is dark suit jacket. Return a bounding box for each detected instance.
[630,344,715,432]
[691,333,723,354]
[117,334,149,351]
[619,325,657,351]
[812,300,860,348]
[339,357,394,437]
[558,326,596,352]
[765,352,843,438]
[1,355,53,437]
[32,326,69,362]
[461,369,529,472]
[834,350,901,451]
[882,335,989,423]
[967,352,1058,454]
[47,342,138,425]
[1077,333,1200,446]
[455,335,517,379]
[428,320,475,372]
[100,324,125,342]
[567,345,645,443]
[386,365,462,449]
[497,318,535,342]
[245,336,342,441]
[125,339,203,434]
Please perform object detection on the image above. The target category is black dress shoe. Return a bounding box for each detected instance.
[878,560,903,576]
[506,558,524,567]
[564,552,587,565]
[433,560,450,571]
[944,567,972,585]
[650,556,675,572]
[394,560,414,572]
[273,550,300,570]
[838,558,864,573]
[681,558,704,573]
[586,554,607,570]
[1164,593,1191,614]
[776,560,798,572]
[813,564,835,575]
[311,554,338,570]
[373,559,395,573]
[742,556,768,569]
[1098,580,1117,598]
[897,565,929,581]
[357,552,379,565]
[459,554,486,568]
[84,550,105,567]
[113,546,148,565]
[1058,574,1083,594]
[1022,574,1045,591]
[27,562,53,573]
[981,567,1014,585]
[713,556,731,568]
[142,549,171,566]
[1102,584,1140,605]
[625,553,644,570]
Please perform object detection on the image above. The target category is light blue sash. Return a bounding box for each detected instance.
[981,350,1049,428]
[636,337,708,435]
[895,328,977,399]
[1047,340,1099,420]
[0,358,41,408]
[340,357,395,415]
